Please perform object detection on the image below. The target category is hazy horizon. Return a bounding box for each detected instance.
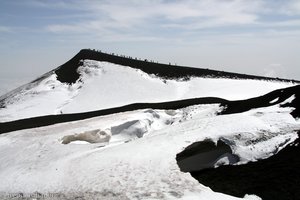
[1,0,300,94]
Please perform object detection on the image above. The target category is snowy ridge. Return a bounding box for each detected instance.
[0,60,295,122]
[55,49,300,84]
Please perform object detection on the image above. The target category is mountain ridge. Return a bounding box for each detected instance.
[54,49,300,84]
[0,49,299,200]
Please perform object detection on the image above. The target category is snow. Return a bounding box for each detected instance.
[0,72,80,121]
[280,94,295,105]
[0,60,295,122]
[0,101,299,199]
[269,97,279,103]
[0,59,299,199]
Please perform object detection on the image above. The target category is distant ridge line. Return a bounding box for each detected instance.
[54,49,300,84]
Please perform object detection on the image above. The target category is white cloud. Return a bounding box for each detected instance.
[44,0,263,33]
[18,0,300,31]
[27,0,300,44]
[280,0,300,15]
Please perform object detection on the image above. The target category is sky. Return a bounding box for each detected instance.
[0,0,300,94]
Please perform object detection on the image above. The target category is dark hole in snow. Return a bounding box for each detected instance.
[179,132,300,200]
[176,139,239,172]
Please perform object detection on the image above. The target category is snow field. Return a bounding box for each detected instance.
[0,102,299,199]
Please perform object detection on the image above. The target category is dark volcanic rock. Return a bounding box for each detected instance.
[176,139,239,172]
[189,132,300,200]
[221,84,300,118]
[54,49,299,84]
[281,93,300,118]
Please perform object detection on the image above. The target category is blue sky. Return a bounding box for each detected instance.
[0,0,300,83]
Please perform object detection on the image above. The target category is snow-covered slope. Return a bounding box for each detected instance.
[0,50,299,199]
[0,59,295,122]
[0,98,299,199]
